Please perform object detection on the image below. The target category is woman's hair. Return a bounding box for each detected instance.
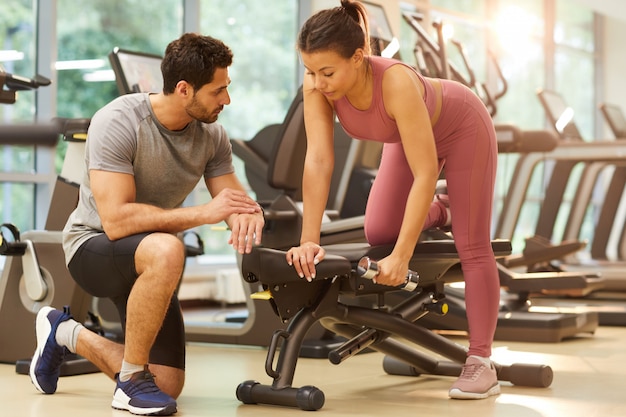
[297,0,371,58]
[161,33,233,94]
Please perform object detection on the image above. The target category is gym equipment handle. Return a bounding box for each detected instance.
[1,70,51,91]
[357,257,419,291]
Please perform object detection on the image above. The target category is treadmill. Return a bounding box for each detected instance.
[517,90,626,326]
[398,14,601,341]
[418,125,601,342]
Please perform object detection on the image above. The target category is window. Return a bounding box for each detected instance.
[56,0,182,121]
[401,0,596,254]
[1,1,601,258]
[0,0,38,230]
[55,0,183,170]
[553,0,595,140]
[52,0,298,257]
[3,1,184,234]
[491,0,547,251]
[551,0,597,248]
[192,0,298,255]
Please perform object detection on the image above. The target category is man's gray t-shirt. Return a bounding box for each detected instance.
[62,93,234,265]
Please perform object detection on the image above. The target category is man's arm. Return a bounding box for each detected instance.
[92,169,261,241]
[205,172,264,253]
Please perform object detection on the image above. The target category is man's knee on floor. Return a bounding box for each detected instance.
[150,364,185,399]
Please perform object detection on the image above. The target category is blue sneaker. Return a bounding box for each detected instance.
[29,306,71,394]
[111,367,177,415]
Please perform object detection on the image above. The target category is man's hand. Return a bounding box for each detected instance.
[206,188,261,224]
[228,211,264,254]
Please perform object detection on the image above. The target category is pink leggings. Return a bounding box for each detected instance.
[364,81,499,358]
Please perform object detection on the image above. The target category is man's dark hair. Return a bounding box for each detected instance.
[161,33,233,94]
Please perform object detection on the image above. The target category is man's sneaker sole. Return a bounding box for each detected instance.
[112,388,177,416]
[30,306,66,394]
[449,383,501,399]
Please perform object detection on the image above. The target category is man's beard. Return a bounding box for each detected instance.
[186,96,220,124]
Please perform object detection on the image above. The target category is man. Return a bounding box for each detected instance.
[29,33,264,416]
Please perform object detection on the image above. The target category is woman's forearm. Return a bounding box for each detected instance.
[300,161,333,244]
[391,176,438,260]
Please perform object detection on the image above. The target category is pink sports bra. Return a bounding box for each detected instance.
[334,55,437,143]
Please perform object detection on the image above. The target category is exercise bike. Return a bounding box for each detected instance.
[0,69,99,374]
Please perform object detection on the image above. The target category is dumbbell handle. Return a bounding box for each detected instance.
[357,257,419,291]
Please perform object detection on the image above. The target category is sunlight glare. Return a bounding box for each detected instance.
[555,107,575,133]
[493,6,539,58]
[381,37,400,58]
[442,22,455,43]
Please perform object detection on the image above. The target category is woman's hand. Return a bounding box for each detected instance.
[286,242,326,282]
[372,255,411,287]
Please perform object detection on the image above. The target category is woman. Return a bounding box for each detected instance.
[286,0,501,400]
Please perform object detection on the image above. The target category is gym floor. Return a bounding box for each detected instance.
[2,324,625,416]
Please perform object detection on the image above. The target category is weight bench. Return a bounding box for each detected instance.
[235,239,553,411]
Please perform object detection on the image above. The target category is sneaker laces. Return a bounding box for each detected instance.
[458,362,486,382]
[127,370,161,395]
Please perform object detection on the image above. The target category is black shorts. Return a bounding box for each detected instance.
[68,232,185,370]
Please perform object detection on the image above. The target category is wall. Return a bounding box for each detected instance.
[305,1,626,133]
[602,16,626,128]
